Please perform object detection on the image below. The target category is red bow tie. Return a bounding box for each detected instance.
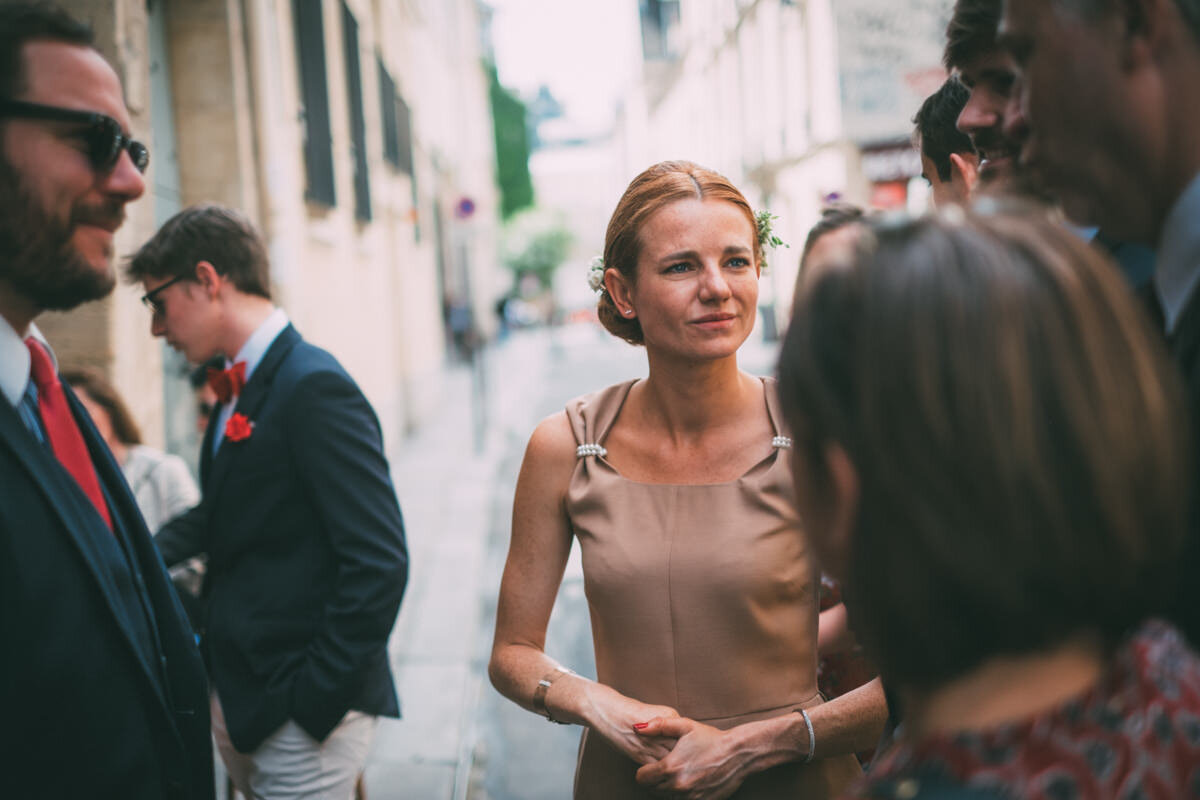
[207,361,247,405]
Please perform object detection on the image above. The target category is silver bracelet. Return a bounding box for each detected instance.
[532,666,575,724]
[798,708,815,763]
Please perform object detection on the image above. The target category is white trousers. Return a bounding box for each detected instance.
[212,692,377,800]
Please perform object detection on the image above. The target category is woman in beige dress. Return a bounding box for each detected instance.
[488,160,886,799]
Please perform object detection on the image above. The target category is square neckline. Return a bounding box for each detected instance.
[585,376,788,488]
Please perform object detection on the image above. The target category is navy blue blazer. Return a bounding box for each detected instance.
[0,379,214,798]
[1163,288,1200,648]
[157,324,408,752]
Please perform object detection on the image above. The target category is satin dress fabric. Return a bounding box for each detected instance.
[563,378,862,799]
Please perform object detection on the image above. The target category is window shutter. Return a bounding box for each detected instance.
[293,0,336,206]
[378,58,400,168]
[342,2,371,222]
[396,93,414,178]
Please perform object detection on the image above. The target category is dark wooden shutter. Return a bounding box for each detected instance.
[395,93,414,177]
[342,2,371,222]
[378,57,400,168]
[293,0,336,206]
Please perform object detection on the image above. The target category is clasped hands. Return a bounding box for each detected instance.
[630,715,751,800]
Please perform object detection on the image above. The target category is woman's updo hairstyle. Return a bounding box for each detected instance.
[598,160,760,345]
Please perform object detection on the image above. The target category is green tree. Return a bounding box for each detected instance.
[501,209,573,290]
[487,63,534,219]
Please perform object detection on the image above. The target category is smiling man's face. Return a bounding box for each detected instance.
[0,41,145,311]
[955,48,1022,185]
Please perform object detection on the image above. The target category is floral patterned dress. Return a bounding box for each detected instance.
[848,621,1200,799]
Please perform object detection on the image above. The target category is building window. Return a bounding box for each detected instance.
[395,93,414,178]
[293,0,336,207]
[377,56,415,182]
[342,2,371,222]
[640,0,681,61]
[378,57,400,168]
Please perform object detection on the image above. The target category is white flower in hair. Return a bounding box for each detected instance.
[587,255,607,293]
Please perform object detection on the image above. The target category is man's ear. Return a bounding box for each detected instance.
[194,261,221,297]
[822,442,860,579]
[1116,0,1163,71]
[604,268,636,318]
[950,152,980,198]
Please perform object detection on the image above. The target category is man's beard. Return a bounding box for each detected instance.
[0,157,120,311]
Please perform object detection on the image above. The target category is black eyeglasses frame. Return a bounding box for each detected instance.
[140,274,189,315]
[0,99,150,174]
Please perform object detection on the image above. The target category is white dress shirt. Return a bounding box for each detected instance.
[1156,172,1200,334]
[1,317,57,443]
[213,308,290,454]
[0,315,40,409]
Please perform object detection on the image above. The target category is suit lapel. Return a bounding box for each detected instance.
[0,396,170,711]
[1170,289,1200,384]
[199,401,219,486]
[204,325,301,501]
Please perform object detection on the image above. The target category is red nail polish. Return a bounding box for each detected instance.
[633,722,648,730]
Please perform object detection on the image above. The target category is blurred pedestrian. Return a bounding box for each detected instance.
[779,207,1200,799]
[489,160,883,799]
[796,203,867,295]
[64,367,198,531]
[0,4,212,796]
[912,77,979,208]
[998,0,1200,650]
[126,204,409,800]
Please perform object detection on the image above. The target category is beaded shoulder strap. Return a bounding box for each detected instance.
[763,378,792,450]
[576,442,607,458]
[569,381,635,460]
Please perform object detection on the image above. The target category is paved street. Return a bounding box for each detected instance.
[363,323,777,799]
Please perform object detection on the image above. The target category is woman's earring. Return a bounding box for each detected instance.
[623,308,634,317]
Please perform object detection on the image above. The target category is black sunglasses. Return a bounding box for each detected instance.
[140,274,189,315]
[0,99,150,173]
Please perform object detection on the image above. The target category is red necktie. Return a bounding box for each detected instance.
[25,339,113,530]
[206,361,246,405]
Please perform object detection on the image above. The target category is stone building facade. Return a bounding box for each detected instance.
[616,0,946,326]
[24,0,502,463]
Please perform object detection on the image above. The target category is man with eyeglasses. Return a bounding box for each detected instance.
[0,5,213,798]
[128,203,408,800]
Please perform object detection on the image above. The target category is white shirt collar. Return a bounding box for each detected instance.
[1156,171,1200,333]
[1067,223,1099,242]
[228,307,289,381]
[0,318,51,409]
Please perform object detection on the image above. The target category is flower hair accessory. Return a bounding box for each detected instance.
[587,255,607,294]
[755,210,789,269]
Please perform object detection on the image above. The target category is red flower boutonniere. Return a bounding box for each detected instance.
[225,412,254,443]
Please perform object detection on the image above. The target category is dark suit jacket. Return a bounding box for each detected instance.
[157,324,408,752]
[1164,291,1200,647]
[0,381,214,798]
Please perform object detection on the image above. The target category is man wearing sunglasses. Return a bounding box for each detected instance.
[0,5,213,798]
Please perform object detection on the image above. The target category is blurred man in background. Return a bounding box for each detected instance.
[1000,0,1200,645]
[913,77,979,208]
